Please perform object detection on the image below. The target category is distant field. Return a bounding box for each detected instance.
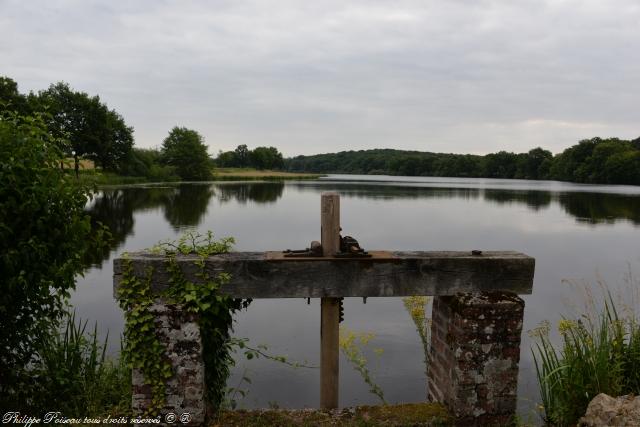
[62,158,95,170]
[213,168,324,180]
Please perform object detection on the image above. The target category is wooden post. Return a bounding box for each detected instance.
[320,192,340,409]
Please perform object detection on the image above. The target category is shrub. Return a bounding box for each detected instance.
[0,112,107,409]
[532,283,640,426]
[29,312,131,415]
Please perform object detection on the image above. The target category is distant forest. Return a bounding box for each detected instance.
[284,137,640,185]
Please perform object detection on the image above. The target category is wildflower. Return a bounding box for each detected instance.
[558,319,577,334]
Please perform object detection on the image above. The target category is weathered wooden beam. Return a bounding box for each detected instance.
[320,192,340,409]
[113,250,535,298]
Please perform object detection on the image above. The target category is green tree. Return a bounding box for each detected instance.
[520,147,553,179]
[35,82,133,170]
[234,144,250,167]
[215,150,238,167]
[0,76,30,116]
[160,126,212,180]
[0,112,107,405]
[249,146,284,170]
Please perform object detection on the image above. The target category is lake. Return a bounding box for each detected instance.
[71,175,640,420]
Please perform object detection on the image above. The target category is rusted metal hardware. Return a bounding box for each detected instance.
[283,236,371,258]
[283,240,323,257]
[334,235,371,258]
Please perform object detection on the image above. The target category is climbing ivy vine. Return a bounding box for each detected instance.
[117,231,251,414]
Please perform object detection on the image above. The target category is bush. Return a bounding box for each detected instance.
[532,283,640,426]
[0,113,107,409]
[29,312,131,415]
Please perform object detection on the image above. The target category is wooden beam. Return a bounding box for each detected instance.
[113,250,535,298]
[320,192,340,409]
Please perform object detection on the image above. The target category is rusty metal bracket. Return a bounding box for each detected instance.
[283,241,322,257]
[334,235,371,258]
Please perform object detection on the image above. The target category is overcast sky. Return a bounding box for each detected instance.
[1,0,639,156]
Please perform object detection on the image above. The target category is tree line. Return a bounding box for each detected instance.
[285,138,640,185]
[3,75,638,185]
[215,144,284,170]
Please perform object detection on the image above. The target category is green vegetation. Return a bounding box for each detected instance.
[35,82,134,171]
[213,167,323,181]
[531,279,640,426]
[339,327,386,404]
[161,127,212,180]
[403,297,431,372]
[286,137,640,185]
[216,144,284,170]
[28,312,130,416]
[1,77,133,171]
[118,231,250,413]
[0,111,108,408]
[120,147,180,182]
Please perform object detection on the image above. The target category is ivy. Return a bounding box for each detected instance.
[118,231,250,414]
[117,256,172,413]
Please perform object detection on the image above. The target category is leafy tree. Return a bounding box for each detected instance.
[160,126,212,180]
[234,144,250,167]
[35,82,133,170]
[215,150,238,167]
[482,151,519,178]
[249,146,284,170]
[520,147,553,180]
[0,112,107,405]
[602,150,640,185]
[0,76,29,116]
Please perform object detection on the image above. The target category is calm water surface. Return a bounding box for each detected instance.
[71,175,640,419]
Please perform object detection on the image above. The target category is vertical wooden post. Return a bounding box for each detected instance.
[320,192,340,409]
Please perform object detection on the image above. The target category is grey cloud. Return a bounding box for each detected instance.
[1,0,638,156]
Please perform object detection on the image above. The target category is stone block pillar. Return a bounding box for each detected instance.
[132,301,206,426]
[428,292,524,426]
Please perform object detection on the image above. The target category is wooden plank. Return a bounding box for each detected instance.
[321,192,340,256]
[113,251,535,298]
[320,192,340,409]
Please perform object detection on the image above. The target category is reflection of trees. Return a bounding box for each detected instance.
[84,183,287,268]
[84,184,214,267]
[214,182,284,204]
[558,192,640,225]
[483,190,552,210]
[163,185,213,230]
[290,182,481,201]
[83,181,640,269]
[294,183,640,225]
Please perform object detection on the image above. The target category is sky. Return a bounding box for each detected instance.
[1,0,639,157]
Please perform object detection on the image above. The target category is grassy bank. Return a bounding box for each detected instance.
[212,167,324,181]
[71,168,323,186]
[75,170,152,186]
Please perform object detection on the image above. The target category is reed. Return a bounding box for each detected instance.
[532,273,640,426]
[29,311,131,416]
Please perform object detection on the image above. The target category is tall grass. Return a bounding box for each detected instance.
[532,272,640,426]
[28,312,131,416]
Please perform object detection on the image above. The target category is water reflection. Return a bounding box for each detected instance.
[84,181,640,268]
[214,182,284,204]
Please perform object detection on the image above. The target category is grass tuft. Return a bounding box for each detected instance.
[531,270,640,426]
